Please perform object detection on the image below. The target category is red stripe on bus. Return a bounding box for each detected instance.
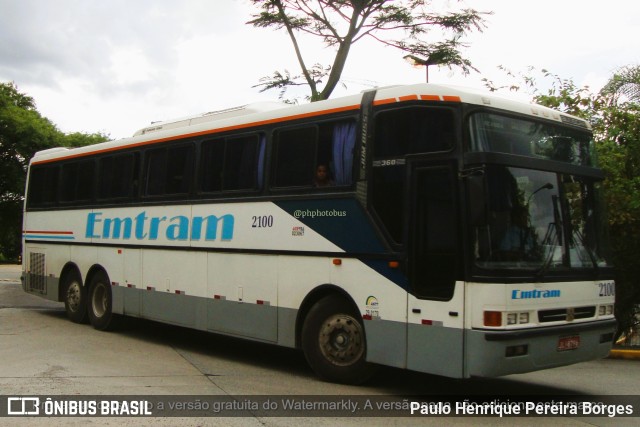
[24,230,73,235]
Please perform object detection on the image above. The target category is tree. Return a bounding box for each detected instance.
[0,82,108,260]
[596,66,640,341]
[484,66,640,342]
[248,0,489,102]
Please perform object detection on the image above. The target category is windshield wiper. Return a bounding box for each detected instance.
[535,195,564,280]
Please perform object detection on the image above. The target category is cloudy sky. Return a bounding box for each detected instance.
[1,0,639,139]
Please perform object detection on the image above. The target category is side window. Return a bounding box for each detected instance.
[371,166,405,243]
[375,107,455,157]
[224,135,260,191]
[144,144,194,196]
[27,165,59,208]
[410,167,458,300]
[98,152,140,200]
[200,134,263,193]
[59,159,95,203]
[273,127,317,187]
[200,139,225,192]
[371,107,455,243]
[272,120,356,189]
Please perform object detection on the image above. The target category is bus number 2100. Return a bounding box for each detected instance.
[252,215,274,228]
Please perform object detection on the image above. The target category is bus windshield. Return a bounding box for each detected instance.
[470,112,595,167]
[473,165,613,274]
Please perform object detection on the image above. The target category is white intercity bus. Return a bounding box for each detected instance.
[22,84,616,384]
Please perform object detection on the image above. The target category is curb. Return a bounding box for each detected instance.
[608,349,640,360]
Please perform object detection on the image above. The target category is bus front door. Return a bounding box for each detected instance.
[406,163,465,377]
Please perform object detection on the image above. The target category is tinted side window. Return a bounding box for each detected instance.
[200,134,262,193]
[375,107,455,157]
[371,166,405,243]
[145,144,194,196]
[273,127,317,187]
[224,135,260,191]
[98,152,140,200]
[272,120,357,189]
[59,160,94,203]
[200,139,225,192]
[411,167,457,300]
[27,165,59,208]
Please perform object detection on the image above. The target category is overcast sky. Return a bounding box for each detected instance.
[1,0,639,139]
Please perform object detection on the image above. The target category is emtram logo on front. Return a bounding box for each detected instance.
[511,289,561,299]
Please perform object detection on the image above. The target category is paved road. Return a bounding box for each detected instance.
[1,264,638,426]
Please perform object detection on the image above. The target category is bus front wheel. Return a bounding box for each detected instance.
[87,271,120,331]
[62,269,87,324]
[301,294,376,384]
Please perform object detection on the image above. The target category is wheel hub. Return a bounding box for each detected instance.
[318,314,364,367]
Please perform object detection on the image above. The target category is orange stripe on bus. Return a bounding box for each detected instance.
[442,96,461,102]
[398,95,419,102]
[31,104,361,165]
[373,97,397,106]
[420,95,441,101]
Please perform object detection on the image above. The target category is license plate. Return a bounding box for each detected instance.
[557,335,580,351]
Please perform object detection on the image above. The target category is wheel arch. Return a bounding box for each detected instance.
[58,262,82,302]
[295,284,360,349]
[85,264,109,289]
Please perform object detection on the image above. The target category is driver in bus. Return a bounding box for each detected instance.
[499,205,534,260]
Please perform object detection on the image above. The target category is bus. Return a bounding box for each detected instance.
[22,83,616,384]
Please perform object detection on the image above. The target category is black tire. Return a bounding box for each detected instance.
[87,271,120,331]
[301,294,377,384]
[61,269,88,324]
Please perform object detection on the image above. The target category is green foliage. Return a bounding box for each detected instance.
[248,0,490,102]
[485,66,640,340]
[0,81,108,260]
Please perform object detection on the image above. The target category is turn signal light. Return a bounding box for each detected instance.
[484,311,502,327]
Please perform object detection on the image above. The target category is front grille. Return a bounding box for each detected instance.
[538,306,595,323]
[28,252,46,293]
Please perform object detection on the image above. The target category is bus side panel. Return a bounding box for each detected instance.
[140,250,207,328]
[206,253,278,342]
[277,255,332,345]
[407,324,464,377]
[363,319,407,369]
[330,258,409,369]
[406,282,465,377]
[123,248,142,316]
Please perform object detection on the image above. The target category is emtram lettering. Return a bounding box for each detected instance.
[86,211,234,242]
[511,289,561,299]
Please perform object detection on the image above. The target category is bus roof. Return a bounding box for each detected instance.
[30,83,590,165]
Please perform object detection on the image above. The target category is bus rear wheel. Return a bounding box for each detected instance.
[88,271,120,331]
[301,294,376,384]
[62,269,87,324]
